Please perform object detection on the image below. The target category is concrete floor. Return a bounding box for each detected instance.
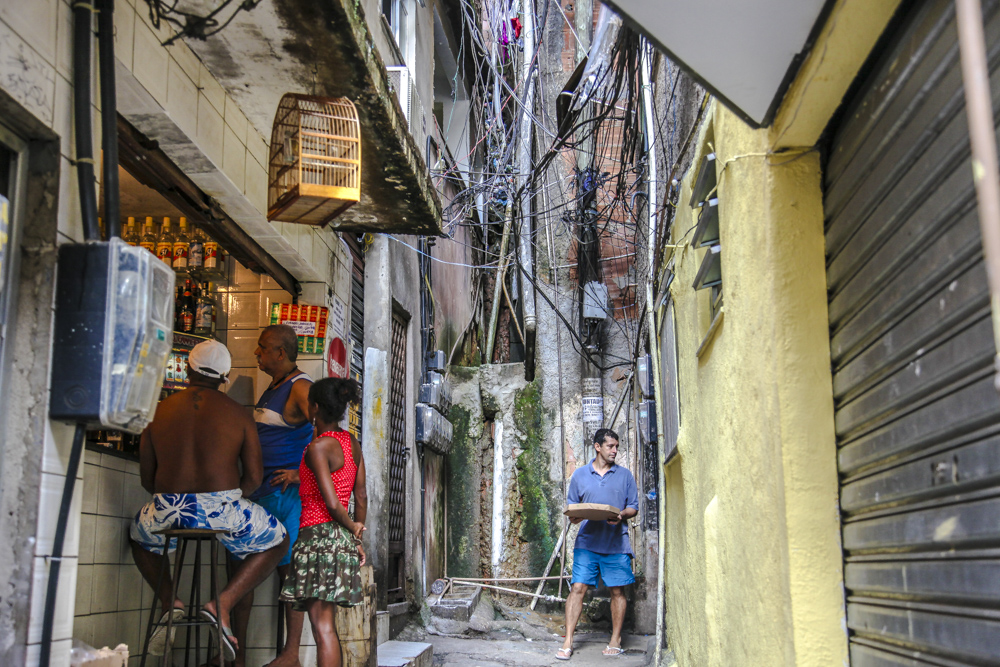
[419,631,652,666]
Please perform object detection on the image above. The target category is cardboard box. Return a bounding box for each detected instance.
[564,503,621,521]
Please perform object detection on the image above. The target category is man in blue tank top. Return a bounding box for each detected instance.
[228,324,313,667]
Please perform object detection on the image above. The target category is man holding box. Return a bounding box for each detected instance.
[557,428,639,661]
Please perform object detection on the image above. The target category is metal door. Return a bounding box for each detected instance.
[824,1,1000,664]
[387,312,408,601]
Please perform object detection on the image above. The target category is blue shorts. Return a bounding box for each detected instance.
[130,489,287,560]
[571,548,635,588]
[254,485,302,567]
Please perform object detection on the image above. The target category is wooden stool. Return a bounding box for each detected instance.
[139,528,226,667]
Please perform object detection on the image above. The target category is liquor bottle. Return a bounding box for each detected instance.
[188,224,204,270]
[174,282,184,331]
[204,232,220,271]
[178,279,195,333]
[173,217,191,271]
[139,217,156,254]
[123,217,138,245]
[156,217,174,266]
[194,282,216,336]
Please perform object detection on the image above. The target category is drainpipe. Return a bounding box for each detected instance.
[518,0,537,378]
[956,0,1000,392]
[641,40,668,664]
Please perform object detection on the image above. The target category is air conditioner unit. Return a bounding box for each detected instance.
[386,65,412,124]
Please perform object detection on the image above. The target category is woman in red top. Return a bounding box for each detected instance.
[279,378,367,667]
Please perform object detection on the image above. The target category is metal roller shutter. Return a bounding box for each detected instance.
[824,1,1000,664]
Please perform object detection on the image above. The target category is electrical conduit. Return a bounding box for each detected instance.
[640,39,669,664]
[40,4,103,665]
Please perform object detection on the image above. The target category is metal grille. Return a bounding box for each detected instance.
[824,1,1000,663]
[348,244,365,442]
[387,313,408,545]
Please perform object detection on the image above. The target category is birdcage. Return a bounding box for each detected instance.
[267,94,361,227]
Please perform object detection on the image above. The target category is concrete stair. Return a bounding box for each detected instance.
[428,585,481,622]
[376,641,433,667]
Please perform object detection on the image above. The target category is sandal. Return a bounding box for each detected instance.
[603,645,625,656]
[147,608,184,656]
[199,608,238,662]
[555,647,573,660]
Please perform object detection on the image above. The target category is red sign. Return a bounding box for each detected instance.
[327,337,348,378]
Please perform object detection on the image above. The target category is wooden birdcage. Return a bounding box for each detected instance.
[267,94,361,227]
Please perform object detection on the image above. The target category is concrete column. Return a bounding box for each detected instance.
[362,234,393,609]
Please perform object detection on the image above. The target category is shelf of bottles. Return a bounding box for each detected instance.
[88,216,229,458]
[124,215,224,337]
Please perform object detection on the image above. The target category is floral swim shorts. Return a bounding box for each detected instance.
[130,489,288,560]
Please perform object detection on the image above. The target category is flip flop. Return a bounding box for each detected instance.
[555,647,573,660]
[603,645,625,656]
[147,608,184,656]
[199,608,237,662]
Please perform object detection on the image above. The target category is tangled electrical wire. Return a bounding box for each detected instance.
[142,0,262,46]
[422,0,688,375]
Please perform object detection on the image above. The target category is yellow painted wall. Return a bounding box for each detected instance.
[663,102,846,666]
[658,2,913,664]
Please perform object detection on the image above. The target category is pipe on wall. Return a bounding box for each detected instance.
[640,38,669,663]
[518,0,537,379]
[73,1,100,242]
[956,0,1000,391]
[97,0,120,239]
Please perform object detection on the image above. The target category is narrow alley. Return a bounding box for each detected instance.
[2,0,1000,666]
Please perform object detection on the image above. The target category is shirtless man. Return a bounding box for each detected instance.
[129,340,289,662]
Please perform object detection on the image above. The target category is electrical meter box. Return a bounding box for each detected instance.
[419,370,453,414]
[50,238,175,433]
[416,402,454,455]
[583,281,610,321]
[426,349,447,372]
[638,399,657,444]
[636,354,654,399]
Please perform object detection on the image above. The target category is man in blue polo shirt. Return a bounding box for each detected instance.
[556,428,639,661]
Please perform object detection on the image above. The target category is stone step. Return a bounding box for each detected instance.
[428,584,481,622]
[377,641,433,667]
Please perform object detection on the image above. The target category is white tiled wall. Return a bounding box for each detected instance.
[72,450,150,666]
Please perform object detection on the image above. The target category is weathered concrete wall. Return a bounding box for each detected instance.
[445,363,581,582]
[445,366,486,578]
[0,122,60,667]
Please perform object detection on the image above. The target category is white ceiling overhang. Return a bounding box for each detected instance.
[602,0,834,127]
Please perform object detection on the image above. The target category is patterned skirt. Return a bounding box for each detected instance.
[279,521,363,610]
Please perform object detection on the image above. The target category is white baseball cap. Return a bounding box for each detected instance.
[188,340,231,379]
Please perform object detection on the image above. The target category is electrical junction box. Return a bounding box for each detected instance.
[426,349,447,372]
[50,238,175,433]
[636,354,655,399]
[582,281,610,321]
[637,399,657,444]
[415,402,453,455]
[419,370,453,414]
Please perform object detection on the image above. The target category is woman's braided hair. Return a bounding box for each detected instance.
[309,377,361,423]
